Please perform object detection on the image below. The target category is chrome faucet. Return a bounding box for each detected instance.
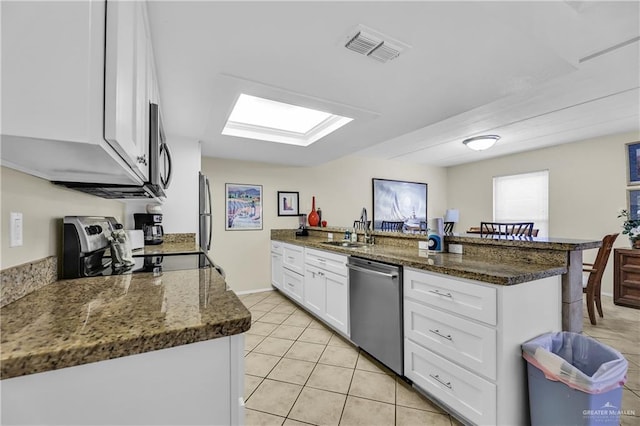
[360,207,373,244]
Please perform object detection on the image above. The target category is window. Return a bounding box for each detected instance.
[493,170,549,237]
[222,94,353,146]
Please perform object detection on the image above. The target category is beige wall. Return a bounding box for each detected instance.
[202,155,447,292]
[446,130,640,295]
[0,167,125,269]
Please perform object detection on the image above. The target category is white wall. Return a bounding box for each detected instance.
[446,130,639,295]
[123,137,201,234]
[202,155,447,292]
[0,167,125,269]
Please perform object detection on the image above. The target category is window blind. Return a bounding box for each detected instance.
[493,170,549,237]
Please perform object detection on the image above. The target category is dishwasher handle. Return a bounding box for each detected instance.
[346,263,399,279]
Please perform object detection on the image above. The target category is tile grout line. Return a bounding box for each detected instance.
[247,290,453,424]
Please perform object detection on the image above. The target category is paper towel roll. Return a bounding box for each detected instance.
[428,218,444,236]
[126,230,144,250]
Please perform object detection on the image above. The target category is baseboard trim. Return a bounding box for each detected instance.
[235,287,274,296]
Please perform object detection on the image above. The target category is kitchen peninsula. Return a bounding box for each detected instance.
[0,243,251,425]
[271,227,600,425]
[274,226,600,332]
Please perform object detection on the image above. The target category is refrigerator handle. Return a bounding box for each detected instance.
[206,177,212,251]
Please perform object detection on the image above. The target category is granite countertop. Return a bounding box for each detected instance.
[446,233,601,251]
[0,266,251,380]
[274,236,567,286]
[132,241,202,255]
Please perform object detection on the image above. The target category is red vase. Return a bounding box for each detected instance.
[308,196,320,227]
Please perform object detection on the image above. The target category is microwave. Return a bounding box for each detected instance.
[54,103,173,200]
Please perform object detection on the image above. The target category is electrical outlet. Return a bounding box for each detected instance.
[418,241,428,250]
[449,244,463,254]
[10,212,23,247]
[327,233,334,241]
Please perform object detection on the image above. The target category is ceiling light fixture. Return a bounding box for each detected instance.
[462,135,501,151]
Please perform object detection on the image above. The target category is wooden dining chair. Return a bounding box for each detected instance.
[381,221,404,231]
[353,220,371,231]
[583,233,619,325]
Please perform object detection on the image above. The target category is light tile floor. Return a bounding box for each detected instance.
[239,290,640,425]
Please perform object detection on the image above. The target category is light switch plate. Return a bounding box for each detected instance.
[327,233,334,241]
[10,212,23,247]
[418,241,428,250]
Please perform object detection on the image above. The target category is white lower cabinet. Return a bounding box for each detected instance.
[403,267,562,426]
[282,267,304,304]
[271,242,283,291]
[304,264,326,317]
[1,335,245,425]
[405,339,496,425]
[304,248,349,336]
[271,242,349,337]
[324,269,349,334]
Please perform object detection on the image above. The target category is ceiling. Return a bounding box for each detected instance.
[147,1,640,167]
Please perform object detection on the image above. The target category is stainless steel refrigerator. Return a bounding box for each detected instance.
[199,172,212,252]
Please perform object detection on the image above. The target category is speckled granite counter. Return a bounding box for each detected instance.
[274,227,601,332]
[272,233,567,286]
[132,241,201,255]
[0,266,251,380]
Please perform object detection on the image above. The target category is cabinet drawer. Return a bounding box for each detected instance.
[404,300,496,380]
[282,268,304,304]
[404,268,497,325]
[305,248,348,277]
[271,241,284,255]
[405,339,496,426]
[283,244,304,275]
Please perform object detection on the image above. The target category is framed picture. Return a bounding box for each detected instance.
[225,183,263,230]
[627,142,640,185]
[277,191,299,216]
[372,178,428,232]
[629,189,640,220]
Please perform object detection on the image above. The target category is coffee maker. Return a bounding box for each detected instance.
[295,214,308,236]
[134,213,164,245]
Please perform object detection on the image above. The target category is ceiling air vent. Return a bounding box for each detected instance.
[344,25,410,63]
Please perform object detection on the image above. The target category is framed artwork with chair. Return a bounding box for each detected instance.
[372,178,427,232]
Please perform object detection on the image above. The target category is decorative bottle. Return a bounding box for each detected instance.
[308,196,320,227]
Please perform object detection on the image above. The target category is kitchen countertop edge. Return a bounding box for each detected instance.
[274,236,568,285]
[1,262,251,380]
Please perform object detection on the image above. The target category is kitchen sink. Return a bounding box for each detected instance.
[321,241,368,248]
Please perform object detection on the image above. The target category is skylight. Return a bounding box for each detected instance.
[222,94,353,146]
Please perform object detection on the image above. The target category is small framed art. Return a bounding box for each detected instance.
[277,191,300,216]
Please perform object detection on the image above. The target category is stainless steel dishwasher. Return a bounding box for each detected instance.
[347,256,403,375]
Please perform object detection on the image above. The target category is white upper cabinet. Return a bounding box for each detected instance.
[0,0,157,185]
[104,0,150,180]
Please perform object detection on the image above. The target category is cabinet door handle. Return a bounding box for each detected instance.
[429,374,453,389]
[287,256,295,261]
[428,289,453,298]
[429,329,453,341]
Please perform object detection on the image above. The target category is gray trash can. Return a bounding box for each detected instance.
[522,332,628,426]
